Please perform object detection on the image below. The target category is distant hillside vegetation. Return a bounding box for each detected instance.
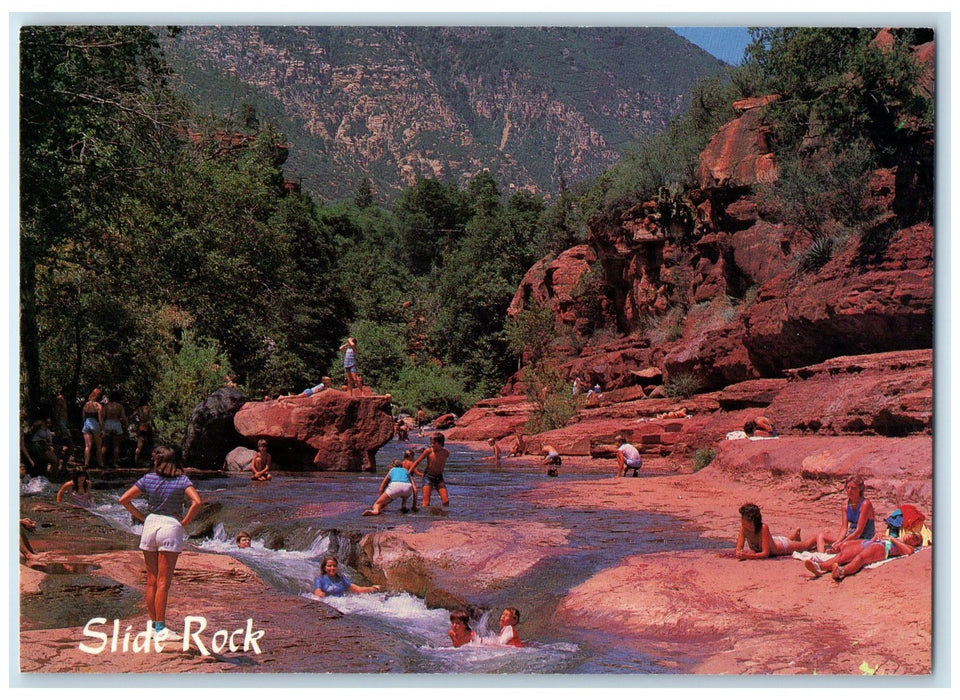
[159,26,726,203]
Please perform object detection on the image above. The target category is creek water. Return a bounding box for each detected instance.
[25,438,725,673]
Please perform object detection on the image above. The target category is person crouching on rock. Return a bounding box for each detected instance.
[118,445,202,641]
[744,415,776,437]
[615,435,642,477]
[312,556,380,597]
[363,459,418,515]
[541,445,561,476]
[804,531,921,581]
[735,503,818,559]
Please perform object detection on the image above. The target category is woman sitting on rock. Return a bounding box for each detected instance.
[817,476,876,553]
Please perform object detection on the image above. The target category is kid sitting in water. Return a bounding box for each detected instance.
[250,439,273,481]
[495,607,523,647]
[56,468,93,508]
[735,503,818,559]
[448,609,478,648]
[410,433,451,509]
[312,556,381,597]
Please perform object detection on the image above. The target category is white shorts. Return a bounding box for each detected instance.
[139,513,186,553]
[384,482,414,501]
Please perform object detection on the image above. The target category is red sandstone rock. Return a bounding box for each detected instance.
[233,390,395,471]
[507,244,605,344]
[743,224,933,373]
[697,96,779,190]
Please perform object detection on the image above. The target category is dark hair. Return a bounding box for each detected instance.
[389,459,402,469]
[72,469,90,492]
[505,607,520,624]
[257,439,268,449]
[235,531,251,544]
[449,609,471,630]
[433,433,445,446]
[152,445,184,478]
[743,420,756,435]
[403,449,414,460]
[319,556,341,579]
[739,503,763,532]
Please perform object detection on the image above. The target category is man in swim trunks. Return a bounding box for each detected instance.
[804,531,921,581]
[615,435,642,477]
[410,433,450,509]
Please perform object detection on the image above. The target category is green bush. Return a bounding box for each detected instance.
[152,329,235,445]
[663,372,702,399]
[391,361,476,416]
[692,447,717,472]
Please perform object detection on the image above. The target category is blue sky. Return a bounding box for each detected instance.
[670,26,753,66]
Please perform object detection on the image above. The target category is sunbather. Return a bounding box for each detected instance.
[804,531,922,581]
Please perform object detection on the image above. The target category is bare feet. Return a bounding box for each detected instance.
[791,528,801,541]
[832,566,846,582]
[362,509,380,516]
[805,559,825,578]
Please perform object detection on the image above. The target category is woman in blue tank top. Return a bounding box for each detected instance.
[362,459,418,516]
[816,476,875,553]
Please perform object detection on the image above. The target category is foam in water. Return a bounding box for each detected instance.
[303,591,579,673]
[20,476,50,495]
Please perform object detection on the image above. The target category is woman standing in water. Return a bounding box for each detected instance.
[119,445,202,640]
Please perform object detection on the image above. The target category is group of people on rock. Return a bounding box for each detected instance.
[734,476,924,581]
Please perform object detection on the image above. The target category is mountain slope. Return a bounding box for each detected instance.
[159,25,727,202]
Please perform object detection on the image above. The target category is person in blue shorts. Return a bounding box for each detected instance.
[312,556,380,597]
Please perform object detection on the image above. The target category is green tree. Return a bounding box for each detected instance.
[19,25,185,412]
[152,329,234,444]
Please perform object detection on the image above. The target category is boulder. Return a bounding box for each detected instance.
[696,95,779,190]
[232,390,395,471]
[432,413,457,430]
[357,521,569,610]
[182,387,248,470]
[224,446,256,474]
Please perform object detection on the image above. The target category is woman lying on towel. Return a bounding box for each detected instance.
[804,531,922,581]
